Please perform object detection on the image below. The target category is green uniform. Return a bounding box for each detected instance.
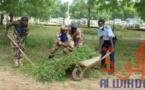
[69,28,84,47]
[49,33,74,56]
[7,21,28,66]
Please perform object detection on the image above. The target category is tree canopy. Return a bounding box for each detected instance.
[0,0,145,21]
[135,0,145,20]
[0,0,56,20]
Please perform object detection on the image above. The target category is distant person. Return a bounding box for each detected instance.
[48,25,75,58]
[5,17,29,67]
[6,16,10,25]
[0,13,4,26]
[98,19,116,75]
[70,22,84,47]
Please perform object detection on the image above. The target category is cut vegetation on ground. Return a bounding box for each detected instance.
[0,24,144,83]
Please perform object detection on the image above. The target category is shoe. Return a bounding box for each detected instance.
[14,59,19,67]
[19,59,23,66]
[48,55,54,58]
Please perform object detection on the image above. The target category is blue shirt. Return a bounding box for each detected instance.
[98,25,115,40]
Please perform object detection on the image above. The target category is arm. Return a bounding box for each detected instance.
[75,29,82,45]
[76,29,82,39]
[107,26,115,51]
[56,34,64,45]
[99,36,103,51]
[68,34,75,51]
[109,37,114,51]
[109,37,114,48]
[98,29,103,52]
[5,21,18,35]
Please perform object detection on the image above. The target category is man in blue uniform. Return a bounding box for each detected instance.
[98,19,116,75]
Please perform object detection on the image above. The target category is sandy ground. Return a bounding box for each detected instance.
[0,70,102,90]
[0,69,145,90]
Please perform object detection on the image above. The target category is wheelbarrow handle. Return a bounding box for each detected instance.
[80,52,112,76]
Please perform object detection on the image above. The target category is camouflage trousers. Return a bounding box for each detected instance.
[10,34,25,66]
[74,38,83,47]
[50,40,74,56]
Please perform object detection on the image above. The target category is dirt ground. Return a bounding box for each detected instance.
[0,28,144,90]
[0,69,145,90]
[0,69,102,90]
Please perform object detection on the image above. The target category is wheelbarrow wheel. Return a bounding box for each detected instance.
[72,66,83,81]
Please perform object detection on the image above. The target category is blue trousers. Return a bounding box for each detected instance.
[101,39,116,72]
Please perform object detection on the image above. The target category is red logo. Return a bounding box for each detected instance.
[102,42,145,80]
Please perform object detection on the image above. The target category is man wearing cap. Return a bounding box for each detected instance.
[48,25,75,58]
[70,22,84,47]
[98,19,116,75]
[5,17,29,67]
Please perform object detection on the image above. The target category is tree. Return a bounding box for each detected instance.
[0,0,56,20]
[135,0,145,21]
[87,0,96,27]
[50,1,68,18]
[70,0,88,19]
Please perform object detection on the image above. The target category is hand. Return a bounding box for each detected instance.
[63,43,68,48]
[72,48,76,51]
[109,47,114,52]
[99,48,102,53]
[111,47,114,52]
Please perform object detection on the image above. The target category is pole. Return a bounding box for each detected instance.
[67,2,70,25]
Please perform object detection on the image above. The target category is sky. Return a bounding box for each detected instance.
[61,0,74,4]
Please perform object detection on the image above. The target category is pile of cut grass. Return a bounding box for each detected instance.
[31,46,100,82]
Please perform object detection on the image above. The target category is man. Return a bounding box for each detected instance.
[49,25,75,58]
[70,22,84,47]
[6,15,10,25]
[5,17,29,67]
[98,19,116,75]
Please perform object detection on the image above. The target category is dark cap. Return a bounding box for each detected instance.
[98,19,105,24]
[21,17,28,22]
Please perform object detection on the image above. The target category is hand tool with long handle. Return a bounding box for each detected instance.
[7,34,35,67]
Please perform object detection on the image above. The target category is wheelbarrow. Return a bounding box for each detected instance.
[72,51,112,81]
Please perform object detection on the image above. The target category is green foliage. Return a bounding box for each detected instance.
[71,0,88,19]
[32,46,99,82]
[51,1,68,18]
[0,24,143,83]
[0,0,140,20]
[0,0,56,20]
[111,25,125,31]
[69,0,138,20]
[135,0,145,21]
[82,28,97,35]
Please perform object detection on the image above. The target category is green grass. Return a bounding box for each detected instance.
[0,24,144,82]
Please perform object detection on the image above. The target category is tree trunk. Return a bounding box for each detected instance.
[9,13,14,23]
[0,14,4,26]
[88,5,91,28]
